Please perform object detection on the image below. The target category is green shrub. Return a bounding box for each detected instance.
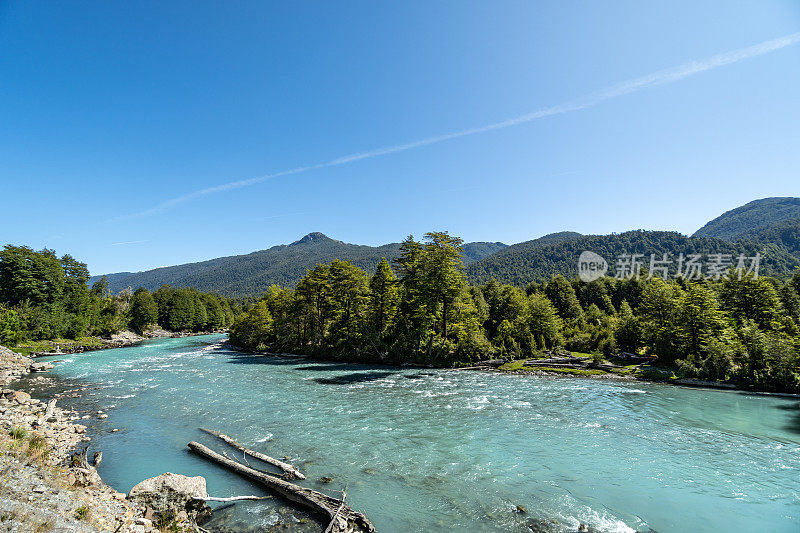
[9,427,27,440]
[75,506,90,521]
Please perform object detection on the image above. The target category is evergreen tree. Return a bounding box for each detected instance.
[639,279,683,363]
[544,275,583,320]
[128,288,158,333]
[676,283,726,357]
[718,273,781,329]
[369,258,399,341]
[614,301,640,353]
[328,260,369,347]
[421,231,467,342]
[295,264,331,346]
[527,292,562,349]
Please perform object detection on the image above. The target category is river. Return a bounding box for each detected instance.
[20,334,800,532]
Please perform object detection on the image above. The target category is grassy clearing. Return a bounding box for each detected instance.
[498,360,606,376]
[10,337,105,356]
[498,360,526,371]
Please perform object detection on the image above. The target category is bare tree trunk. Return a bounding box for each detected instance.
[199,428,305,479]
[192,495,271,502]
[188,441,374,533]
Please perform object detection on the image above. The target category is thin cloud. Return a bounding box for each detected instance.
[110,239,149,246]
[118,32,800,221]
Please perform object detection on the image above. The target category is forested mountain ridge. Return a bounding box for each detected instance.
[91,198,800,296]
[92,233,507,297]
[693,197,800,259]
[694,197,800,240]
[465,230,800,286]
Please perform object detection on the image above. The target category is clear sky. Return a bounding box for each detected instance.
[1,1,799,275]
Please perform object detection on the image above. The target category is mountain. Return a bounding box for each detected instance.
[465,230,800,286]
[92,198,800,297]
[91,233,507,297]
[694,197,800,240]
[693,197,800,259]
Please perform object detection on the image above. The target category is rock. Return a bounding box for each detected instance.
[318,476,334,484]
[9,390,31,403]
[127,472,210,520]
[135,517,152,526]
[30,361,54,372]
[73,424,86,434]
[98,414,108,419]
[72,466,103,487]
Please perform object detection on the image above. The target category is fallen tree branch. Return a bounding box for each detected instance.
[200,428,305,480]
[324,487,347,533]
[188,441,374,533]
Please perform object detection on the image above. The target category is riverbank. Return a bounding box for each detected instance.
[11,329,227,358]
[0,344,203,532]
[227,341,800,398]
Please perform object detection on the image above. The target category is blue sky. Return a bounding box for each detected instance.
[1,1,799,275]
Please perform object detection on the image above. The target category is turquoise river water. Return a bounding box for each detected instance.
[20,334,800,532]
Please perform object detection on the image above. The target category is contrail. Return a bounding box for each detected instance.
[119,32,800,220]
[110,239,149,246]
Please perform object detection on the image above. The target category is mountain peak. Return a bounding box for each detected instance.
[290,232,331,246]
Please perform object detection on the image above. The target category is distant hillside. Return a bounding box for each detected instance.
[92,198,800,296]
[737,217,800,259]
[92,233,506,297]
[466,230,800,286]
[694,197,800,240]
[693,197,800,259]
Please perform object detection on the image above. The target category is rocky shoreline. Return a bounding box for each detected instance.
[0,345,210,532]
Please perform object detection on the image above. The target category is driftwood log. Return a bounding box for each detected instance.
[188,441,374,533]
[324,488,347,533]
[192,495,272,502]
[200,428,305,479]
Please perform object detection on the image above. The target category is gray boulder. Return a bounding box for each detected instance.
[128,472,210,521]
[30,361,54,372]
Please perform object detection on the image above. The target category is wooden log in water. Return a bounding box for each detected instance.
[199,428,305,480]
[192,495,272,502]
[188,441,374,533]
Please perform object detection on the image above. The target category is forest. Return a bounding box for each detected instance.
[231,232,800,393]
[0,245,238,347]
[465,230,800,286]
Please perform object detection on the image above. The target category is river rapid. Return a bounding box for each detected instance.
[20,334,800,532]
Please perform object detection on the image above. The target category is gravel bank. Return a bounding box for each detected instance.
[0,345,164,532]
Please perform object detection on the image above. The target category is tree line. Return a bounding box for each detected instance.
[0,245,239,345]
[231,232,800,392]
